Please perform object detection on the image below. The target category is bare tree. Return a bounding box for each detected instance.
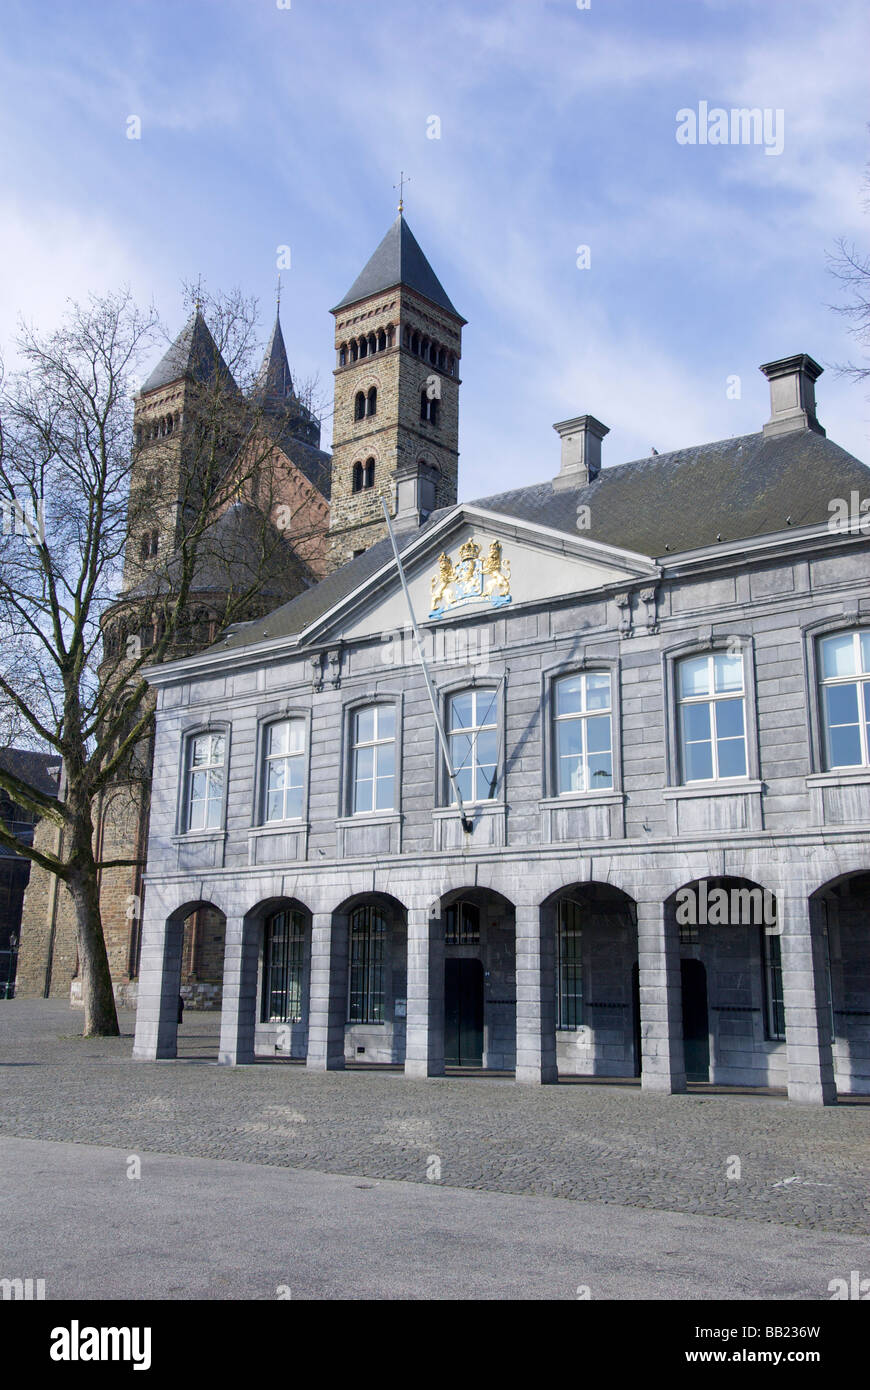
[0,286,327,1035]
[827,150,870,386]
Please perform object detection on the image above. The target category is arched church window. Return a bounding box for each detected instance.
[438,347,446,369]
[352,461,364,493]
[354,392,366,422]
[339,344,347,367]
[363,458,375,489]
[377,329,386,352]
[366,387,377,417]
[411,332,420,355]
[359,336,367,359]
[387,325,395,347]
[368,333,376,355]
[351,341,359,362]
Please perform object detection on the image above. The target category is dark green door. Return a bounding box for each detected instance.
[444,958,484,1066]
[681,958,709,1082]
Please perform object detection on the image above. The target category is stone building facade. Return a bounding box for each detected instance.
[132,339,870,1103]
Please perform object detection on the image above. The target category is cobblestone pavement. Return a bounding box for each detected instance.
[1,1000,868,1236]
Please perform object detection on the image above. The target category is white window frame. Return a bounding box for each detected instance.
[818,630,870,771]
[261,718,306,824]
[350,705,396,815]
[184,731,226,832]
[677,652,748,784]
[552,671,614,795]
[446,687,499,805]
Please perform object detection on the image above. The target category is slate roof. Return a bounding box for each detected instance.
[0,749,62,799]
[214,427,869,655]
[269,427,332,500]
[140,311,237,395]
[254,312,294,403]
[333,214,463,319]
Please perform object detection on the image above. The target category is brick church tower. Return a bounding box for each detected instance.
[327,210,465,567]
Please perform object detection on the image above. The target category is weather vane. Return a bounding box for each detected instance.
[393,170,410,213]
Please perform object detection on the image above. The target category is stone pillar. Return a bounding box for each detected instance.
[218,916,258,1066]
[779,894,837,1105]
[132,907,182,1060]
[515,903,558,1084]
[637,898,686,1093]
[306,911,347,1070]
[405,906,445,1078]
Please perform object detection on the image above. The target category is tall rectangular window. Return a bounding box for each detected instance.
[185,732,225,831]
[448,689,498,802]
[553,672,613,794]
[262,719,305,822]
[678,652,747,782]
[351,706,395,813]
[263,910,306,1023]
[557,899,583,1028]
[762,928,786,1041]
[819,631,870,769]
[348,906,386,1023]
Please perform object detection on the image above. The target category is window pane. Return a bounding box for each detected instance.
[375,774,394,810]
[450,732,474,771]
[449,693,474,730]
[354,745,374,782]
[714,698,745,740]
[587,752,613,789]
[556,676,581,717]
[209,734,224,763]
[679,656,710,698]
[828,723,862,768]
[713,653,743,693]
[475,690,498,727]
[558,755,584,793]
[556,720,583,760]
[682,702,712,742]
[191,737,210,766]
[861,632,870,674]
[585,673,611,710]
[475,729,498,766]
[376,741,395,780]
[355,707,375,744]
[455,765,473,803]
[266,789,283,821]
[267,760,286,791]
[716,737,747,779]
[821,633,857,679]
[825,682,859,726]
[267,722,288,757]
[353,777,373,813]
[683,737,714,782]
[377,705,395,740]
[476,762,497,800]
[585,714,611,754]
[287,720,305,754]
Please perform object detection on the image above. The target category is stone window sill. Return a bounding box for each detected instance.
[171,830,226,844]
[539,792,625,809]
[247,821,309,837]
[806,769,870,788]
[335,812,401,827]
[663,780,763,800]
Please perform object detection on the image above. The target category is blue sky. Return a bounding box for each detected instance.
[1,0,868,497]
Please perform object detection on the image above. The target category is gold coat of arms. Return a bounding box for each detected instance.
[429,538,512,618]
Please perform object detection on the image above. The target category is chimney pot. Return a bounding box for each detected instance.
[552,415,609,489]
[759,354,825,438]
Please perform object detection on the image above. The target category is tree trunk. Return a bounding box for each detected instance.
[67,864,120,1037]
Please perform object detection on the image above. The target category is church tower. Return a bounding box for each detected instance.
[327,210,465,568]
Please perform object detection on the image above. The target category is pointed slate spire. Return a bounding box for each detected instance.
[332,213,463,320]
[139,309,236,395]
[254,309,294,405]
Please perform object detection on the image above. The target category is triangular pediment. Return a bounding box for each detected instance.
[312,508,658,644]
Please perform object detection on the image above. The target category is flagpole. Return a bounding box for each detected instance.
[381,501,472,834]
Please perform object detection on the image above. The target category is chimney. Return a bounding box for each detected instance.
[760,354,825,439]
[552,415,609,489]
